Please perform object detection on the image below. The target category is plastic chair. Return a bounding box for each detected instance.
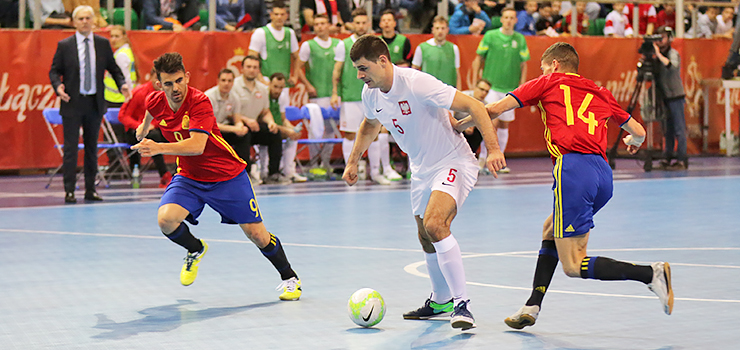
[43,108,131,189]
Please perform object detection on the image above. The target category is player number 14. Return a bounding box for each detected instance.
[559,84,597,135]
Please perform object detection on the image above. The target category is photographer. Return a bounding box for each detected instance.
[653,26,688,170]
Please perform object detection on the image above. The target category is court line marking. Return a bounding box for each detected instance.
[2,174,739,211]
[2,227,738,303]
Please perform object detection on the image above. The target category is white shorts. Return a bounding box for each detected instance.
[309,97,332,108]
[340,101,365,132]
[485,90,515,122]
[410,160,479,217]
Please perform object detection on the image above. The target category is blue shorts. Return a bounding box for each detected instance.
[552,153,613,238]
[160,170,262,225]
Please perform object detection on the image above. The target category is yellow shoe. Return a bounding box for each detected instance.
[180,240,208,286]
[276,277,301,301]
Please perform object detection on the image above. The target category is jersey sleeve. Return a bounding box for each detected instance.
[248,28,266,58]
[508,74,549,107]
[453,44,461,68]
[518,35,530,62]
[290,29,300,53]
[476,32,491,57]
[360,86,376,120]
[145,91,166,121]
[411,45,423,67]
[187,94,216,135]
[415,71,457,110]
[602,87,631,126]
[334,41,345,62]
[299,41,311,62]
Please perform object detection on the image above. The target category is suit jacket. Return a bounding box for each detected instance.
[49,33,126,117]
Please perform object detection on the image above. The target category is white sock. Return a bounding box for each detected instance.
[425,252,452,304]
[497,128,509,154]
[432,235,468,305]
[368,140,381,176]
[378,133,392,173]
[342,138,354,165]
[282,140,298,176]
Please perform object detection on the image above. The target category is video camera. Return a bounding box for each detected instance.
[636,34,663,81]
[638,34,663,57]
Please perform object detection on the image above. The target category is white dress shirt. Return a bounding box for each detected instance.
[76,31,97,95]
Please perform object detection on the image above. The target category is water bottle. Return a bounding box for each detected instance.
[132,164,141,189]
[293,121,303,133]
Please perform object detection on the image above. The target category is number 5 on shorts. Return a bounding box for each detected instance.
[447,169,457,183]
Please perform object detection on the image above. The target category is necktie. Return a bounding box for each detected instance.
[84,38,92,92]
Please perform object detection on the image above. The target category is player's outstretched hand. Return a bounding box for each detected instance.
[486,149,506,179]
[131,138,159,157]
[343,163,359,186]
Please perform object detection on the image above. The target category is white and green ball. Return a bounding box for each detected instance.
[347,288,386,327]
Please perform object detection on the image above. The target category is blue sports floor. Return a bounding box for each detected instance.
[1,157,739,349]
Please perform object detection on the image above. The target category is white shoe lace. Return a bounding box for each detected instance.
[275,277,298,292]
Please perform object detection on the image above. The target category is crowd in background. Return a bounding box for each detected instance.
[1,0,737,39]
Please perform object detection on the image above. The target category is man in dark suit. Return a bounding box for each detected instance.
[49,5,130,204]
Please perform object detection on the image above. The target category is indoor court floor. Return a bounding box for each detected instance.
[1,157,738,349]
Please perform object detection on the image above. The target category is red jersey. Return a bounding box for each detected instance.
[509,72,631,161]
[119,82,157,131]
[624,4,657,35]
[145,86,246,182]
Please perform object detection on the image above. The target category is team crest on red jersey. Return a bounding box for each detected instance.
[182,113,190,129]
[398,101,411,115]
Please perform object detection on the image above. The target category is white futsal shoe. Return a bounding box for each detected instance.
[648,261,674,315]
[504,305,540,330]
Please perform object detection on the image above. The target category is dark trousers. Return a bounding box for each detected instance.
[110,123,170,176]
[222,122,283,175]
[463,127,483,155]
[62,95,101,194]
[662,97,688,163]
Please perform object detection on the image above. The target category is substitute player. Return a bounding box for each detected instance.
[131,53,301,300]
[460,42,672,329]
[342,35,506,331]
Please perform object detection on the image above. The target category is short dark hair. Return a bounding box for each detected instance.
[218,68,235,79]
[314,13,329,21]
[242,54,261,67]
[270,72,286,82]
[153,52,185,80]
[381,9,396,19]
[541,42,579,72]
[540,2,552,8]
[272,0,286,10]
[350,34,390,63]
[351,8,367,20]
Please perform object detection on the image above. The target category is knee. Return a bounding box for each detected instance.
[423,216,449,241]
[157,210,181,234]
[562,264,581,278]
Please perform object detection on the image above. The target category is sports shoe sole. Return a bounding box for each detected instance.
[664,262,674,315]
[402,312,451,320]
[451,317,476,330]
[504,314,536,330]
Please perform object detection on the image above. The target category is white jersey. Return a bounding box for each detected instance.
[362,66,476,176]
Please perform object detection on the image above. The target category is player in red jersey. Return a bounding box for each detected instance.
[131,53,302,300]
[458,42,673,329]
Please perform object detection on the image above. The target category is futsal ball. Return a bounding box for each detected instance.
[347,288,386,328]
